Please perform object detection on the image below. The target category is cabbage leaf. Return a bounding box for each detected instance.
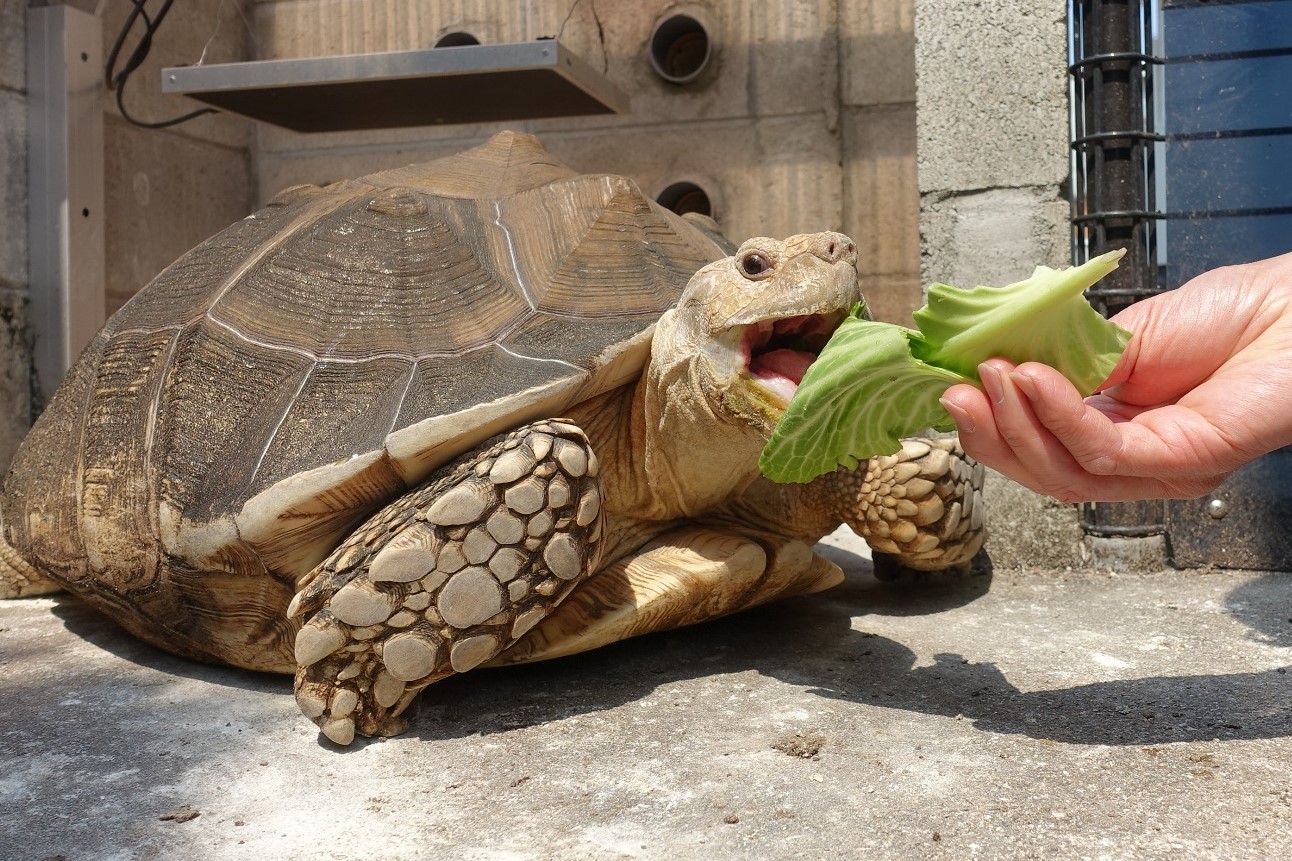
[759,249,1132,484]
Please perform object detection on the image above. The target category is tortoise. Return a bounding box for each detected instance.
[0,131,985,745]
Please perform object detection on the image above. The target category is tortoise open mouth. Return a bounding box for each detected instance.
[740,311,847,405]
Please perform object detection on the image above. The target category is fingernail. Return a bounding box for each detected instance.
[979,364,1005,405]
[939,397,975,433]
[1010,370,1039,401]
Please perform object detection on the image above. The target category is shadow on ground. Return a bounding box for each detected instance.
[1226,571,1292,648]
[48,598,284,695]
[401,569,1292,749]
[18,553,1292,752]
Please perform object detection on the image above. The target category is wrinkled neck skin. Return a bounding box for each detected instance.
[564,307,773,563]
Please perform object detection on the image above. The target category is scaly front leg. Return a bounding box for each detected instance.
[289,420,605,744]
[732,435,987,573]
[845,436,986,572]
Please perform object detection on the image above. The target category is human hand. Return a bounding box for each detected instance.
[937,252,1292,502]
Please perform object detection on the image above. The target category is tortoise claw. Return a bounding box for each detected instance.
[0,530,61,598]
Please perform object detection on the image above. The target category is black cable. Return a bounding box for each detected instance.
[103,0,152,89]
[105,0,220,129]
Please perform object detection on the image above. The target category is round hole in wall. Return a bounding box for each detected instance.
[656,181,712,218]
[649,14,711,84]
[82,208,90,218]
[435,32,481,48]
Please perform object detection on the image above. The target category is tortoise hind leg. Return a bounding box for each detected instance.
[290,420,605,745]
[0,528,61,598]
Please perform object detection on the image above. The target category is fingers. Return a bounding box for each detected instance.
[941,361,1090,501]
[939,362,1226,502]
[933,254,1292,504]
[1016,361,1250,482]
[1008,363,1124,476]
[1103,265,1272,406]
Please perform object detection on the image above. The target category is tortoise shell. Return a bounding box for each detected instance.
[2,131,726,669]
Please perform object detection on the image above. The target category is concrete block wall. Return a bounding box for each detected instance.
[842,0,920,324]
[250,0,925,323]
[913,0,1082,568]
[914,0,1070,285]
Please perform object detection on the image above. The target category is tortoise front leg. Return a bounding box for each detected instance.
[0,535,61,598]
[843,436,986,572]
[289,420,605,745]
[733,435,987,573]
[0,501,61,598]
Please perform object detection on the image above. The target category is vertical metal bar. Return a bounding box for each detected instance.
[1096,0,1136,304]
[1072,1,1161,307]
[26,5,105,406]
[1069,0,1167,542]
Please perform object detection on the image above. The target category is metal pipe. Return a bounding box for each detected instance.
[655,181,713,218]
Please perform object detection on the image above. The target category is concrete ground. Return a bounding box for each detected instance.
[2,529,1290,861]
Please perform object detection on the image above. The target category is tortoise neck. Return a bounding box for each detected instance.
[566,361,765,533]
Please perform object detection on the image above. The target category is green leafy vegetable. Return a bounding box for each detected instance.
[759,249,1133,484]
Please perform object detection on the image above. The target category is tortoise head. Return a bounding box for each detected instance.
[641,232,860,509]
[654,231,860,423]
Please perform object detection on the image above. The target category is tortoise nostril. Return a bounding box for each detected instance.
[835,239,858,265]
[821,236,856,264]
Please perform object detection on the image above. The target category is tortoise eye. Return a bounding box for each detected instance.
[739,252,773,280]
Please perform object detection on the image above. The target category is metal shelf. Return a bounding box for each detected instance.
[161,41,627,132]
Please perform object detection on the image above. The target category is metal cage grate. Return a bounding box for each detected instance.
[1069,0,1168,540]
[1069,0,1292,567]
[1068,0,1165,318]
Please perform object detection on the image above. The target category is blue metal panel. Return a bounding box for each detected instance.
[1157,0,1292,570]
[1162,0,1292,57]
[1164,55,1292,135]
[1159,0,1292,286]
[1165,136,1292,213]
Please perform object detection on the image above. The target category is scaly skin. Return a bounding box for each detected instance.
[0,501,60,598]
[729,436,987,571]
[291,421,606,743]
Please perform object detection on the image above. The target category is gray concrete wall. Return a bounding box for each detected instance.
[1,2,30,473]
[84,0,255,316]
[913,0,1083,568]
[915,0,1071,285]
[0,1,254,473]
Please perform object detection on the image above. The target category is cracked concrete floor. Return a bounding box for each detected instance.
[2,530,1291,861]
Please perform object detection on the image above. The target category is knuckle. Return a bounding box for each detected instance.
[1081,454,1120,476]
[1048,484,1090,505]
